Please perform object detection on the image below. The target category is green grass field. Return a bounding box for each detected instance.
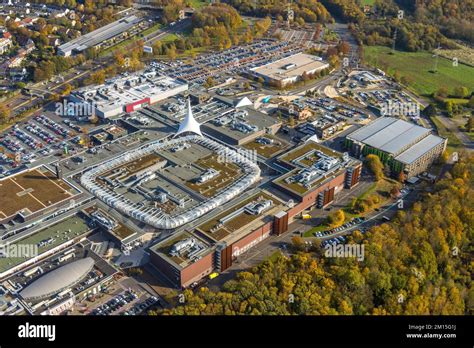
[363,46,474,97]
[188,0,208,9]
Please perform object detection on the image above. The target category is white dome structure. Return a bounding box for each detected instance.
[175,99,202,137]
[20,258,95,301]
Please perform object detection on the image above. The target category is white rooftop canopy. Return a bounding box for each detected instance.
[175,99,202,137]
[235,97,253,108]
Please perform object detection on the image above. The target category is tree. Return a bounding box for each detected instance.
[422,104,437,117]
[439,150,449,164]
[435,87,449,99]
[327,209,345,228]
[469,96,474,108]
[166,45,177,61]
[465,117,474,132]
[446,100,454,117]
[291,236,305,251]
[393,70,401,82]
[203,76,215,89]
[390,185,401,198]
[62,83,73,96]
[0,104,10,124]
[288,116,295,128]
[159,153,473,316]
[366,154,384,181]
[453,86,469,99]
[398,171,406,183]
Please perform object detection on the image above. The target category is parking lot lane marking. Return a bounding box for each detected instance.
[0,211,7,218]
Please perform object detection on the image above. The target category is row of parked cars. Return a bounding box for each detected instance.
[314,217,366,238]
[11,127,43,150]
[35,115,73,138]
[25,122,58,145]
[321,235,347,247]
[91,290,138,316]
[123,296,159,316]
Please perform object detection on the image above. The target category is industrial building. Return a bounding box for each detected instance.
[69,70,188,118]
[250,52,329,87]
[57,15,143,57]
[345,117,447,178]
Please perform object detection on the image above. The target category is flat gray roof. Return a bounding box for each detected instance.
[58,15,140,54]
[347,117,398,143]
[395,134,446,164]
[252,53,329,81]
[348,117,431,156]
[378,124,429,155]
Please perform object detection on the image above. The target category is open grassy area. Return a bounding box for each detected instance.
[363,46,474,97]
[266,250,283,262]
[188,0,208,9]
[434,44,474,67]
[430,116,463,152]
[160,33,179,43]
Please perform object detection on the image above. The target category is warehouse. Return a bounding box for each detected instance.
[57,15,142,57]
[250,52,329,87]
[345,117,447,178]
[69,70,188,118]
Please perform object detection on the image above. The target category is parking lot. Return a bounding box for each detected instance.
[0,112,99,176]
[149,39,305,85]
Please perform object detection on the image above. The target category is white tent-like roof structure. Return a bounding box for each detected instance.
[235,96,253,108]
[175,99,202,137]
[306,134,320,143]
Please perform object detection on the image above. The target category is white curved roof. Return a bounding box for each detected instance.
[175,99,202,137]
[20,257,94,300]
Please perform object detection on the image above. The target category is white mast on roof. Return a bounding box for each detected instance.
[174,98,202,137]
